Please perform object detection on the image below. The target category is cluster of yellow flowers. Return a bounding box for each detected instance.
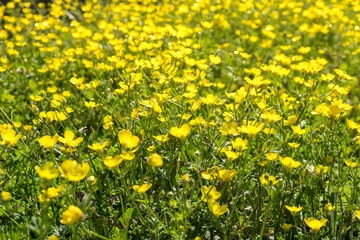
[1,0,360,238]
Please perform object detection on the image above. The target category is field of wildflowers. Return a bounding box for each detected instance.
[1,0,360,239]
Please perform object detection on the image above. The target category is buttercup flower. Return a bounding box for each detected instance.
[304,217,327,234]
[60,205,84,225]
[118,130,139,148]
[59,160,90,182]
[170,124,191,141]
[0,129,22,147]
[35,162,59,181]
[147,153,163,167]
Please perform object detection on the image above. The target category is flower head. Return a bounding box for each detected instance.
[147,153,163,167]
[133,183,152,194]
[1,191,11,202]
[37,135,58,151]
[103,155,123,169]
[285,205,302,216]
[170,124,191,141]
[88,141,108,154]
[279,156,301,172]
[59,160,90,182]
[60,205,84,225]
[218,169,237,182]
[0,129,22,147]
[209,201,228,218]
[58,131,83,150]
[259,174,279,186]
[304,217,327,234]
[118,130,139,148]
[35,162,59,181]
[201,185,221,203]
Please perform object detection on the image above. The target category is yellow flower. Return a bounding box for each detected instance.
[280,223,293,232]
[346,119,360,131]
[60,205,84,225]
[201,186,221,203]
[345,160,357,168]
[148,153,163,167]
[239,123,264,138]
[334,69,352,80]
[35,162,59,180]
[201,167,219,180]
[39,186,63,203]
[224,150,241,163]
[304,217,327,235]
[1,191,11,202]
[37,135,59,151]
[84,101,99,109]
[326,203,335,212]
[49,235,59,240]
[218,169,237,182]
[170,124,191,141]
[88,141,108,153]
[153,134,169,143]
[118,130,139,148]
[58,131,83,149]
[120,150,136,160]
[354,210,360,220]
[315,165,329,174]
[209,201,228,218]
[0,129,22,147]
[285,205,303,216]
[265,153,278,161]
[103,155,123,169]
[279,156,301,172]
[284,115,298,125]
[133,183,152,194]
[291,126,306,135]
[231,137,248,151]
[261,111,282,124]
[259,174,279,186]
[288,142,300,149]
[209,54,221,65]
[59,160,90,182]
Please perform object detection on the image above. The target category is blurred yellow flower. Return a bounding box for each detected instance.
[279,156,301,172]
[239,123,264,138]
[88,141,108,153]
[59,131,83,149]
[354,210,360,220]
[218,169,237,182]
[147,153,163,167]
[231,137,248,151]
[326,203,335,212]
[170,124,191,141]
[35,162,59,181]
[259,174,278,186]
[201,186,221,203]
[209,201,228,218]
[103,155,123,169]
[304,217,327,235]
[59,160,90,182]
[133,183,152,194]
[0,129,22,147]
[37,135,59,151]
[1,191,11,202]
[285,205,302,216]
[118,130,139,148]
[315,165,329,174]
[280,223,293,232]
[60,205,84,225]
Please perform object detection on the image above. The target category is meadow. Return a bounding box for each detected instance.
[1,0,360,239]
